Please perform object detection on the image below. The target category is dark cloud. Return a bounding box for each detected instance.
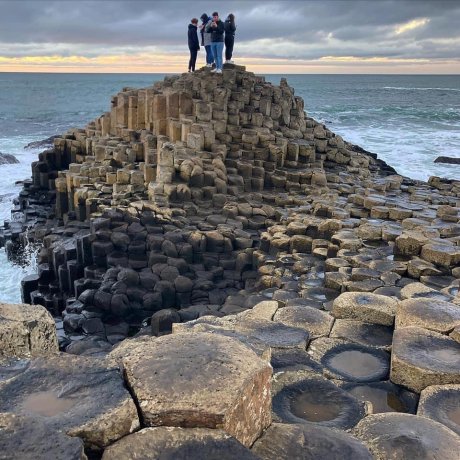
[0,0,459,61]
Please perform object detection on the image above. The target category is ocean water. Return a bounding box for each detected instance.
[0,72,459,302]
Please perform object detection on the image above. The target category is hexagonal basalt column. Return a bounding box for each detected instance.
[391,326,460,392]
[122,332,272,447]
[332,292,398,326]
[352,413,460,460]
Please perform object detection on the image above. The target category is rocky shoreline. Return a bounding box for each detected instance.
[1,64,460,458]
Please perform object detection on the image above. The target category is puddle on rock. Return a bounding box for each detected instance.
[328,351,383,378]
[323,347,389,381]
[22,391,76,417]
[347,386,407,413]
[291,392,341,422]
[447,407,460,425]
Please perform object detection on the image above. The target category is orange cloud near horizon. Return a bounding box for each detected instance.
[0,53,459,74]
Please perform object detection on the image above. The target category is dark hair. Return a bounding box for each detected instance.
[228,13,235,24]
[191,18,198,24]
[200,13,208,21]
[212,11,219,17]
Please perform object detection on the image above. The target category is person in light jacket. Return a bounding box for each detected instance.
[199,13,214,67]
[206,11,225,73]
[224,13,236,63]
[187,18,200,72]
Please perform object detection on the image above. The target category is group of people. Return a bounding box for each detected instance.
[187,11,236,73]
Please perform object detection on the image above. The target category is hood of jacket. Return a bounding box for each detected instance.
[189,24,197,30]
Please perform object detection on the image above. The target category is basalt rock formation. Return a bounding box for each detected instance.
[1,64,460,458]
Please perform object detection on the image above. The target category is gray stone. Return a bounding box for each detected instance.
[332,292,397,326]
[0,303,58,358]
[0,354,139,449]
[0,412,86,460]
[418,384,460,436]
[102,427,257,460]
[252,422,373,460]
[391,326,460,392]
[122,332,272,447]
[352,413,460,460]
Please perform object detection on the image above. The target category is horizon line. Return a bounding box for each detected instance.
[1,71,459,76]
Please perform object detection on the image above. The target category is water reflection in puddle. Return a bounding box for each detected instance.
[347,386,407,413]
[290,391,341,422]
[22,391,76,417]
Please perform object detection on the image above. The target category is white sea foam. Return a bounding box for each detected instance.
[383,86,460,92]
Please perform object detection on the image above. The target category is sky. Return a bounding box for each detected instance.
[0,0,459,74]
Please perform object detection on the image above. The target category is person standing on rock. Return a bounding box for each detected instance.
[188,18,200,72]
[224,14,236,64]
[206,11,225,74]
[199,13,214,68]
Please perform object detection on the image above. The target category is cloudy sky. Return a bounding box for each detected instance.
[0,0,459,73]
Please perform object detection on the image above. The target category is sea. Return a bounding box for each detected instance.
[0,72,459,302]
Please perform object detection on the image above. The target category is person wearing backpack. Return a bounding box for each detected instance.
[199,13,214,68]
[224,14,236,64]
[187,18,200,72]
[206,11,225,74]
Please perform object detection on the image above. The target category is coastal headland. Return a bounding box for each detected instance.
[1,64,460,459]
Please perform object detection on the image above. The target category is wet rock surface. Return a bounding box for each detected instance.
[0,152,19,164]
[418,384,460,436]
[0,412,87,460]
[102,427,258,460]
[308,338,390,382]
[271,371,367,430]
[352,413,460,460]
[251,422,373,460]
[391,326,460,392]
[0,354,139,449]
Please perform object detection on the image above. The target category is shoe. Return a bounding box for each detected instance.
[206,64,212,68]
[211,68,217,73]
[216,69,222,74]
[228,60,234,64]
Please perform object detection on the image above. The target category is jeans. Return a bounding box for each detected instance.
[210,41,224,70]
[188,49,198,71]
[205,45,214,65]
[225,37,234,61]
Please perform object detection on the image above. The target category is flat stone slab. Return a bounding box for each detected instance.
[396,298,460,333]
[418,384,460,436]
[122,332,272,447]
[102,427,257,460]
[252,422,373,460]
[174,315,309,350]
[0,302,58,358]
[271,370,368,430]
[308,338,390,382]
[332,292,397,326]
[0,354,139,449]
[400,282,454,302]
[330,319,393,350]
[273,306,334,338]
[271,348,323,373]
[0,412,86,460]
[352,413,460,460]
[391,326,460,392]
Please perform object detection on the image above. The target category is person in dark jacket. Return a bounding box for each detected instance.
[188,18,200,72]
[206,11,225,73]
[224,13,236,63]
[199,13,214,67]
